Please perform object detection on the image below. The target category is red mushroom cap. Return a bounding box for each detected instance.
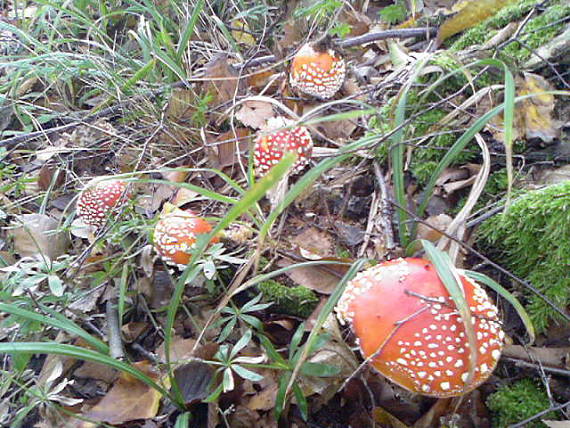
[290,42,346,99]
[76,178,131,228]
[254,117,313,176]
[336,258,504,398]
[153,205,219,266]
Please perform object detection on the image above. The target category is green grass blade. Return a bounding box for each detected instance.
[0,303,108,354]
[0,343,171,399]
[176,0,204,60]
[465,270,535,344]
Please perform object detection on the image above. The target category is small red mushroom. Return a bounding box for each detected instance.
[153,205,219,266]
[290,42,346,99]
[76,178,131,229]
[254,117,313,176]
[336,258,504,398]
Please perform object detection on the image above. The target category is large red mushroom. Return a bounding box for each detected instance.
[336,258,504,398]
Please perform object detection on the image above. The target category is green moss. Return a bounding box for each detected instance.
[451,0,569,63]
[477,181,570,332]
[379,1,407,25]
[258,280,319,318]
[451,0,543,51]
[487,379,559,428]
[502,3,570,62]
[409,110,479,185]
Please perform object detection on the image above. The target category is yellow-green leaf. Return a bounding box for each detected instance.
[437,0,516,44]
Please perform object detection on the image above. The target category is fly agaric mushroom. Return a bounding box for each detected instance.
[290,41,346,99]
[153,204,219,266]
[76,178,131,229]
[254,117,313,176]
[336,258,504,398]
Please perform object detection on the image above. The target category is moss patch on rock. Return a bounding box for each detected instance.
[451,0,569,64]
[477,181,570,332]
[486,378,559,427]
[258,280,319,318]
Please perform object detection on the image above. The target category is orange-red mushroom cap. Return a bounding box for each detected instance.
[76,178,131,228]
[254,117,313,176]
[336,258,504,397]
[290,42,346,99]
[153,206,219,266]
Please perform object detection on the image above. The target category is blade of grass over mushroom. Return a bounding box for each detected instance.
[163,154,297,403]
[422,240,478,393]
[0,303,108,354]
[0,343,172,400]
[465,271,535,344]
[278,259,367,419]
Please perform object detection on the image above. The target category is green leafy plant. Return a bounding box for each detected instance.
[260,323,340,421]
[215,293,272,343]
[206,329,265,401]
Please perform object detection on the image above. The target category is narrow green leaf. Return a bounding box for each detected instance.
[300,362,340,377]
[0,343,171,399]
[422,240,478,392]
[0,303,108,353]
[465,270,535,344]
[232,364,264,382]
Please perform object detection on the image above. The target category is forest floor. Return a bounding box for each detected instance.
[0,0,569,427]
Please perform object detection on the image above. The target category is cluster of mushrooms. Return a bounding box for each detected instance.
[75,40,504,399]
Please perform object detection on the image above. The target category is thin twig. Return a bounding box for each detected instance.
[106,296,125,360]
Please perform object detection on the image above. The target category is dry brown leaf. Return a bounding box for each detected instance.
[339,9,371,37]
[82,361,161,425]
[74,361,118,384]
[235,100,274,129]
[417,214,453,243]
[517,72,562,142]
[277,258,341,295]
[156,336,197,363]
[136,169,190,213]
[210,128,251,168]
[201,55,243,105]
[436,0,516,44]
[490,73,562,143]
[166,88,196,122]
[290,227,334,260]
[10,214,70,259]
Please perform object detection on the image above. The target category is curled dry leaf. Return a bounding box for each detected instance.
[490,72,562,144]
[517,72,562,142]
[235,100,274,129]
[10,214,69,259]
[81,361,162,425]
